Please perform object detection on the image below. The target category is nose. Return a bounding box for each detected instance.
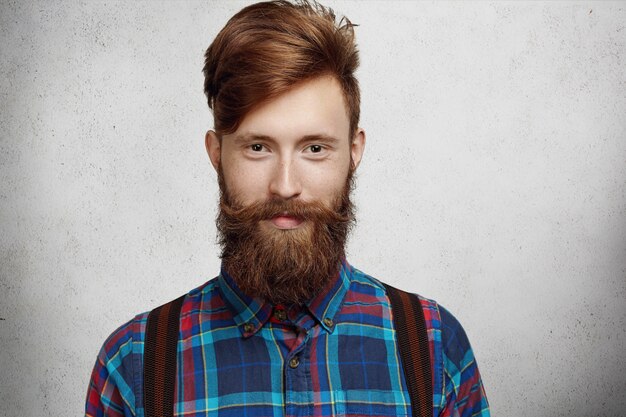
[268,158,302,200]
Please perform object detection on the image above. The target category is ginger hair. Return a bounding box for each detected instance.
[203,0,360,138]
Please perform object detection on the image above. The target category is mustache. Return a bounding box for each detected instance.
[219,197,353,226]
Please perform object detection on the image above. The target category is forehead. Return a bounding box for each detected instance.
[229,75,351,142]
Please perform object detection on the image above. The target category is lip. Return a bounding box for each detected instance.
[270,213,303,229]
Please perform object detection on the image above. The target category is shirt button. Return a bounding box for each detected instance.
[243,322,254,333]
[289,356,300,369]
[323,317,334,327]
[274,309,287,321]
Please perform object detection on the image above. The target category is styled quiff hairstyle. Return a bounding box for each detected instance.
[203,0,360,137]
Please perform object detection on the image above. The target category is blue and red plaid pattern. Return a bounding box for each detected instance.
[86,261,490,417]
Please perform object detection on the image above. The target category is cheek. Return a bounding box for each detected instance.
[305,165,350,201]
[222,163,267,203]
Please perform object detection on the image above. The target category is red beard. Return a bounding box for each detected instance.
[216,170,355,305]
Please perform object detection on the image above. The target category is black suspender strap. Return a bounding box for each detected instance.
[383,283,433,417]
[143,294,185,417]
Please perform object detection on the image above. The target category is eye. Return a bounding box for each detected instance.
[250,144,264,152]
[309,144,323,153]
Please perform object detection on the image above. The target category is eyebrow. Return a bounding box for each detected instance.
[233,133,273,144]
[233,133,341,145]
[299,134,340,144]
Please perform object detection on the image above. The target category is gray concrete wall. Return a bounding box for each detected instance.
[1,1,624,416]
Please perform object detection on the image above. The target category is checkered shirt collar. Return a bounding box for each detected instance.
[217,260,353,338]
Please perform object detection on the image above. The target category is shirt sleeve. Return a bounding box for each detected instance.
[438,305,490,417]
[85,317,140,417]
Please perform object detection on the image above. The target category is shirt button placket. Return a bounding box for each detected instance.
[285,353,307,417]
[284,330,310,416]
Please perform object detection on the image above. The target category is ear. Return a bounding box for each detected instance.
[205,130,221,171]
[350,128,366,170]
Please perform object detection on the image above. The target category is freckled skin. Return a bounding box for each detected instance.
[205,75,366,225]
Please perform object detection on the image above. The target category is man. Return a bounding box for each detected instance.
[86,1,490,416]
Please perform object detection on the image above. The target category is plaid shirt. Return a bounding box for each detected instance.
[86,262,490,417]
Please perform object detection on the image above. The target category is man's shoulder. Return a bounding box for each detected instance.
[436,304,477,369]
[348,266,470,345]
[96,277,220,363]
[348,266,440,312]
[86,278,222,415]
[346,265,388,295]
[95,311,147,366]
[345,266,489,414]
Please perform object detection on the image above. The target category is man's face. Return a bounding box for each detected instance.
[206,75,365,218]
[205,75,365,304]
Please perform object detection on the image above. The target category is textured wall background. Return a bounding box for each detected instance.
[1,1,625,416]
